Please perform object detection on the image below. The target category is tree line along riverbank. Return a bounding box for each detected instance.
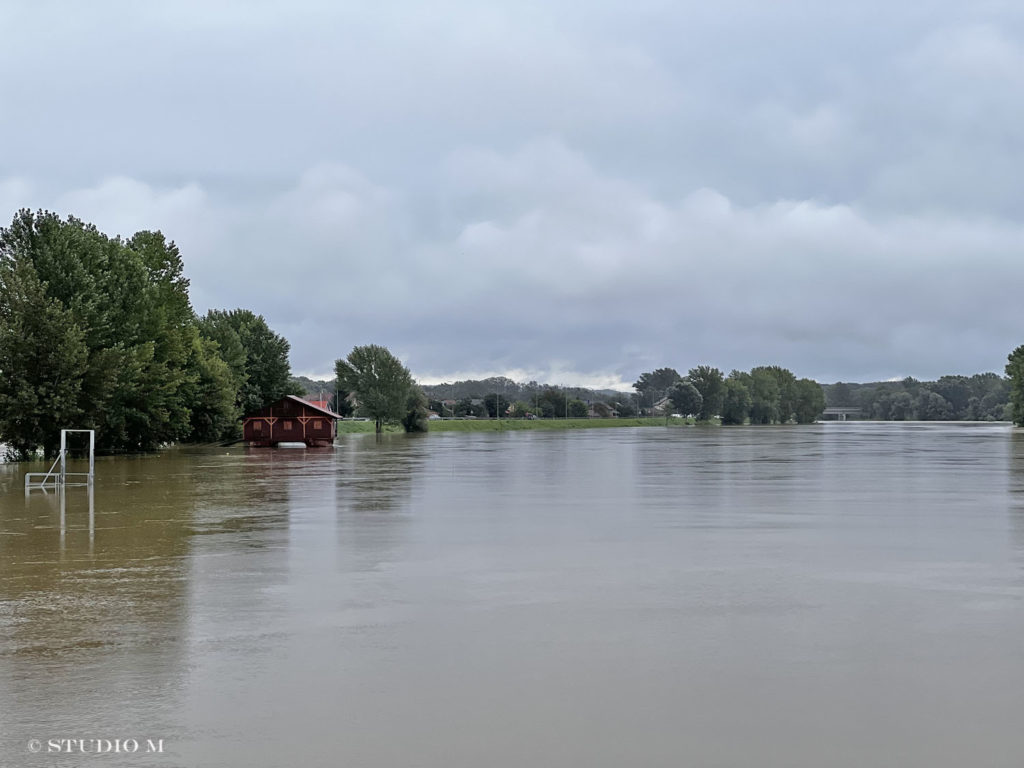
[3,210,1023,459]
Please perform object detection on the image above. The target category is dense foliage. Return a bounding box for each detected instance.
[335,344,425,434]
[633,368,682,409]
[0,210,295,456]
[198,309,298,423]
[631,364,825,424]
[1006,347,1024,426]
[822,373,1011,421]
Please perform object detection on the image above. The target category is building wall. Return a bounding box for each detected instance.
[243,398,336,445]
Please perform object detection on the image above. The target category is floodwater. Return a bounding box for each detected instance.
[2,423,1024,767]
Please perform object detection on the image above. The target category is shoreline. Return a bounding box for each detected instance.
[336,417,695,434]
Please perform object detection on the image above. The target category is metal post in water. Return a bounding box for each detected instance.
[60,430,67,488]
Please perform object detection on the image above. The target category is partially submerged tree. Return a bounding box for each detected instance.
[402,387,430,433]
[336,344,417,434]
[0,210,224,453]
[0,258,88,457]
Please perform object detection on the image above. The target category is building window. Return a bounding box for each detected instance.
[314,420,322,429]
[284,420,293,430]
[253,421,262,432]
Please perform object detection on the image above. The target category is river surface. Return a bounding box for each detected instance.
[2,423,1024,767]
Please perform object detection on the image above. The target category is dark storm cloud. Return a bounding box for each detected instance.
[2,1,1022,385]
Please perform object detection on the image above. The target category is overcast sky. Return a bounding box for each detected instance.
[2,1,1022,387]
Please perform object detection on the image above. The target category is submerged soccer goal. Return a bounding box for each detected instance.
[24,429,96,492]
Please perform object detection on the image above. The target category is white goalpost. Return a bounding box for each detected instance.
[24,429,96,491]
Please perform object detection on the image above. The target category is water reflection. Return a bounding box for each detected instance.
[2,425,1024,768]
[1007,429,1024,564]
[0,454,198,761]
[58,484,95,552]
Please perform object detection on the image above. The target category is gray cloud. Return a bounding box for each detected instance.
[2,1,1023,385]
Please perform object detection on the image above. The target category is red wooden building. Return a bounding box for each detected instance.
[243,395,341,447]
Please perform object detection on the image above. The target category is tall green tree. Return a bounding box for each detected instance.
[567,398,589,418]
[402,387,430,433]
[668,381,703,417]
[721,378,752,425]
[931,375,972,419]
[335,344,415,434]
[748,367,781,424]
[0,210,204,452]
[0,258,88,457]
[1005,345,1024,426]
[792,378,826,424]
[483,392,506,418]
[200,309,293,416]
[915,390,953,420]
[633,368,682,410]
[183,334,239,443]
[754,366,797,423]
[687,366,725,420]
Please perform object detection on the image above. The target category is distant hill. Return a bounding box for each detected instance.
[291,374,633,408]
[418,377,631,405]
[290,375,336,401]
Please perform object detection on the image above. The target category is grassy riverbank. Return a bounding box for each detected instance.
[335,417,693,434]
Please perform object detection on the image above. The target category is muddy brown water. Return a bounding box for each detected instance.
[2,423,1024,767]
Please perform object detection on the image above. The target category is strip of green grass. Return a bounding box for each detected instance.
[335,417,694,434]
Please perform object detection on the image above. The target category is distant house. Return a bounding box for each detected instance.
[243,395,341,447]
[588,402,617,418]
[652,396,673,415]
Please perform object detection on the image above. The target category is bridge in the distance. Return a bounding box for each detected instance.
[821,407,861,421]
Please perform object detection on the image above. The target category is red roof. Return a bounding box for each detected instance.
[286,395,342,419]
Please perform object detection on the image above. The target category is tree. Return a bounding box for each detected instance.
[183,334,238,443]
[483,392,507,418]
[201,309,293,416]
[0,258,88,457]
[915,390,953,420]
[754,366,797,423]
[401,387,430,433]
[0,211,208,452]
[567,398,588,418]
[504,401,531,418]
[335,344,415,434]
[687,366,724,420]
[668,381,703,417]
[454,397,484,417]
[197,312,247,393]
[828,382,854,407]
[537,387,568,418]
[633,368,682,410]
[721,378,752,425]
[1007,345,1024,426]
[748,367,781,424]
[792,378,825,424]
[931,375,972,419]
[614,399,637,417]
[890,391,913,421]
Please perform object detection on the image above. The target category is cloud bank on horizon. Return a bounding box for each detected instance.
[2,0,1022,387]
